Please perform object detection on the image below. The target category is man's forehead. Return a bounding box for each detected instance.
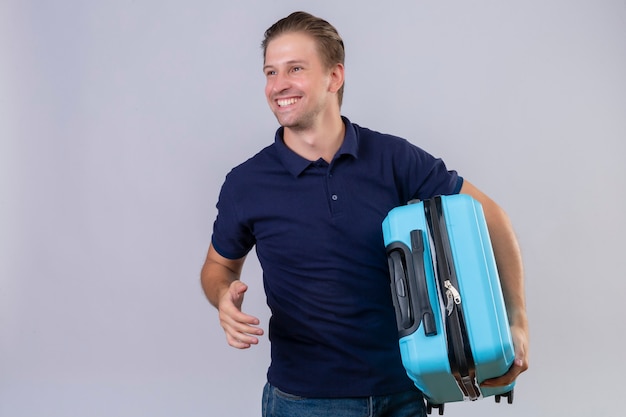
[264,32,319,64]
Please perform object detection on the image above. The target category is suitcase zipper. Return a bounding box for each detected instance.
[444,280,461,316]
[425,197,481,402]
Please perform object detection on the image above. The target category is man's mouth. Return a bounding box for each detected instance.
[276,98,299,107]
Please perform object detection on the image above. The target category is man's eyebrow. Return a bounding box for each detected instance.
[263,60,308,72]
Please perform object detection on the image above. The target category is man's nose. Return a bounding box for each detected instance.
[271,72,290,94]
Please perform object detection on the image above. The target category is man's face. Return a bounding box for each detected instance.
[263,32,336,131]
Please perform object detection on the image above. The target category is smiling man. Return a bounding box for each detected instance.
[201,11,528,417]
[263,30,346,162]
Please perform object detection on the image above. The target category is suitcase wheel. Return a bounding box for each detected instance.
[494,389,514,404]
[426,402,444,415]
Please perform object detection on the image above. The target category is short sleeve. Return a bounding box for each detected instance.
[210,177,256,260]
[398,139,461,201]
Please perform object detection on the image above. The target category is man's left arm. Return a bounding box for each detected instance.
[459,180,529,386]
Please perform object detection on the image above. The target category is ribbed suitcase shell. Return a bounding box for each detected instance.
[382,194,514,410]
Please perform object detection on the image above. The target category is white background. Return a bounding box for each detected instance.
[2,1,625,416]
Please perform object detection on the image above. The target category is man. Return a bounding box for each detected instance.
[201,11,529,417]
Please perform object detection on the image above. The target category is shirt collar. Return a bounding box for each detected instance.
[274,116,359,177]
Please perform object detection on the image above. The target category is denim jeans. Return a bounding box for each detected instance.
[262,383,426,417]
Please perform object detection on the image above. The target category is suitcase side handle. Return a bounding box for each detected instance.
[386,230,437,338]
[409,230,438,336]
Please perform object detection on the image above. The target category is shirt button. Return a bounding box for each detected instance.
[331,194,338,201]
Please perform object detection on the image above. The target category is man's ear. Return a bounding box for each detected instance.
[328,63,345,94]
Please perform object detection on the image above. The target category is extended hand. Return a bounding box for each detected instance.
[218,280,264,349]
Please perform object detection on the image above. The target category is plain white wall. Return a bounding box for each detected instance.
[2,1,625,416]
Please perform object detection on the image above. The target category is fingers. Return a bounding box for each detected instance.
[480,358,524,387]
[220,309,264,349]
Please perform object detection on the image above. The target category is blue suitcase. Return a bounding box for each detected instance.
[382,194,515,414]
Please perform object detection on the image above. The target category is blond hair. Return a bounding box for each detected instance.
[262,11,345,106]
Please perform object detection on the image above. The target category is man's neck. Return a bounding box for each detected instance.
[283,114,345,163]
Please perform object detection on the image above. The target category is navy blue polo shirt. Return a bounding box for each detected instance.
[212,117,462,398]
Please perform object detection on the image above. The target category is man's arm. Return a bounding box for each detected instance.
[459,180,529,386]
[200,244,263,349]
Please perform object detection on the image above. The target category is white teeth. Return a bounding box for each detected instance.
[277,98,298,107]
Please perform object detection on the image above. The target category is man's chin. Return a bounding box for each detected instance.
[275,114,317,130]
[275,116,304,131]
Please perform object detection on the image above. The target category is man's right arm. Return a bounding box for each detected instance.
[200,244,263,349]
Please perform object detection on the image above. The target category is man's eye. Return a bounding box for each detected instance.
[292,67,302,72]
[266,70,276,76]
